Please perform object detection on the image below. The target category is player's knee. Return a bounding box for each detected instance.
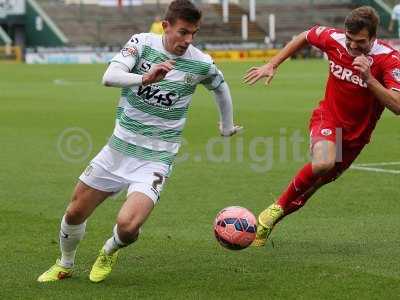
[65,207,87,225]
[65,190,90,224]
[312,159,336,176]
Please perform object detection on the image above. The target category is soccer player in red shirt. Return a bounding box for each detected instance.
[244,6,400,246]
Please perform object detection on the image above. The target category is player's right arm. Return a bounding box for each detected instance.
[353,54,400,115]
[102,33,174,87]
[243,31,308,85]
[102,60,175,87]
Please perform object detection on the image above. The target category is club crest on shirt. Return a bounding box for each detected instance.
[366,56,374,66]
[121,47,138,57]
[392,68,400,82]
[321,128,333,136]
[184,73,195,85]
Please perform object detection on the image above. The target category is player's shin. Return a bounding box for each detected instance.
[103,224,137,255]
[276,163,317,211]
[59,215,87,268]
[283,176,326,216]
[283,194,312,217]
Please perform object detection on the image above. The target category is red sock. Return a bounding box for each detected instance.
[284,191,314,216]
[277,163,317,213]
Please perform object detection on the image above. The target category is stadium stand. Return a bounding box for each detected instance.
[0,0,397,58]
[35,0,395,47]
[36,0,266,46]
[245,2,394,45]
[211,3,266,42]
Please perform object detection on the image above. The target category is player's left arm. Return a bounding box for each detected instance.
[213,82,243,137]
[202,64,242,137]
[353,55,400,115]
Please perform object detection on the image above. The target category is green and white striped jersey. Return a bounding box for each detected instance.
[109,32,225,166]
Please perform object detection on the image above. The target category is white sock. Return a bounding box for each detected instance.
[103,225,133,255]
[59,215,86,268]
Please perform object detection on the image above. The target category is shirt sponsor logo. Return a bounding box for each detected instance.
[137,85,178,108]
[140,61,152,72]
[329,60,367,88]
[121,47,138,57]
[130,37,139,44]
[392,68,400,82]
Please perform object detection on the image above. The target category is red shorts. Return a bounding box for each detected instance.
[309,106,369,147]
[309,107,366,183]
[309,107,338,146]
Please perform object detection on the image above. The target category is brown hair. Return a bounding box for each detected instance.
[344,6,380,37]
[164,0,202,25]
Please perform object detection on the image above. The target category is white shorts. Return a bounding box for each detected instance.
[79,145,171,204]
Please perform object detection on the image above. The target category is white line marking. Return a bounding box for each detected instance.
[355,161,400,167]
[54,79,71,85]
[53,79,96,86]
[350,166,400,174]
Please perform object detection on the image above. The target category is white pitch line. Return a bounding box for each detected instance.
[53,79,96,86]
[355,161,400,167]
[53,79,71,85]
[350,165,400,174]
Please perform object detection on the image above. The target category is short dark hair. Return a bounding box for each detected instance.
[344,6,379,37]
[164,0,202,25]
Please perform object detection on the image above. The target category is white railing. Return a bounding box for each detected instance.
[64,0,241,4]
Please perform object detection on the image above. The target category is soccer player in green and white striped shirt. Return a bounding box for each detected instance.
[38,0,242,283]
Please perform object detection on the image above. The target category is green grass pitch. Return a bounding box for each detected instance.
[1,60,400,299]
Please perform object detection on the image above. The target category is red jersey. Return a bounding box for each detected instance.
[306,25,400,144]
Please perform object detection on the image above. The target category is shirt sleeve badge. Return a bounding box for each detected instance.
[392,68,400,82]
[121,47,138,57]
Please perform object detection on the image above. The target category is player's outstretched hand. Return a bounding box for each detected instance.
[143,60,175,85]
[243,62,276,85]
[219,123,244,137]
